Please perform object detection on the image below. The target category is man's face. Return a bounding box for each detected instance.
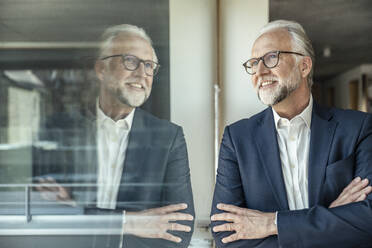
[251,29,302,106]
[97,34,154,108]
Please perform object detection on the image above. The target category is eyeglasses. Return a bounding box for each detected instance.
[242,50,305,75]
[101,54,160,76]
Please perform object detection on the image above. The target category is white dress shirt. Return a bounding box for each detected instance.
[96,102,135,209]
[272,95,313,210]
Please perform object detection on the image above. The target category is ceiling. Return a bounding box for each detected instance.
[0,0,168,42]
[0,0,169,69]
[1,0,371,82]
[270,0,372,82]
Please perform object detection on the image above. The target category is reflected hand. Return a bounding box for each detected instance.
[123,203,193,243]
[35,177,76,207]
[211,204,277,243]
[329,177,372,208]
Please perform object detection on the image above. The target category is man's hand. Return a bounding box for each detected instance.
[123,203,193,243]
[211,204,277,243]
[34,177,76,207]
[329,177,372,208]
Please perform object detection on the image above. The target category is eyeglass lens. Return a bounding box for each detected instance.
[122,55,158,76]
[246,52,279,74]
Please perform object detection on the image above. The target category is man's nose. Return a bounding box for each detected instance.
[133,62,147,77]
[255,60,269,76]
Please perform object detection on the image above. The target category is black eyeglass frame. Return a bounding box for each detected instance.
[242,50,305,75]
[100,54,160,76]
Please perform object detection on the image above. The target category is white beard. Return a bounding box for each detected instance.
[256,68,301,106]
[103,73,151,108]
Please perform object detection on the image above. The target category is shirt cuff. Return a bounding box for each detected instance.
[122,210,126,224]
[274,211,278,225]
[119,210,126,248]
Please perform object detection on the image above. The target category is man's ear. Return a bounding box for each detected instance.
[300,56,312,78]
[95,60,105,81]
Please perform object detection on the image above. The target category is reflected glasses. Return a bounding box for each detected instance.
[242,50,305,75]
[101,54,160,76]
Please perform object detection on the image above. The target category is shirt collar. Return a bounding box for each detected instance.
[272,94,313,129]
[96,99,135,131]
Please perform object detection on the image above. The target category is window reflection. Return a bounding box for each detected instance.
[0,23,195,248]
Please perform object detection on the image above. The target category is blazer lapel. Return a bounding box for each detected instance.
[117,108,148,203]
[308,103,337,206]
[256,109,289,210]
[83,108,98,177]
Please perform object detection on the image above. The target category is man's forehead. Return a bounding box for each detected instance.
[111,34,153,56]
[251,29,292,57]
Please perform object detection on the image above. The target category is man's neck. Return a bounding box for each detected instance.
[272,82,311,120]
[99,94,134,121]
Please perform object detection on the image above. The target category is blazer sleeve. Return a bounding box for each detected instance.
[163,126,195,248]
[123,126,195,248]
[277,114,372,248]
[211,126,279,248]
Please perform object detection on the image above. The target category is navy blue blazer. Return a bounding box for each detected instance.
[34,107,194,248]
[211,102,372,248]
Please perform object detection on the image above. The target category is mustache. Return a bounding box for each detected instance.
[124,80,148,90]
[257,76,279,88]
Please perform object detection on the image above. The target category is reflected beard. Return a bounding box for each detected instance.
[115,87,150,108]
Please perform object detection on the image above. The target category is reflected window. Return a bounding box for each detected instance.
[0,1,197,247]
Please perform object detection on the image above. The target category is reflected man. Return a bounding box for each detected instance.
[36,24,194,248]
[211,20,372,247]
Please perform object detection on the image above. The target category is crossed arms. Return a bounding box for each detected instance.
[211,114,372,248]
[36,126,194,248]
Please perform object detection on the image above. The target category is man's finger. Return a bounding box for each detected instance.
[35,178,61,193]
[35,185,58,193]
[162,233,182,243]
[216,203,245,215]
[344,180,371,202]
[213,223,235,232]
[211,212,236,222]
[167,212,194,221]
[150,203,188,215]
[363,185,372,194]
[168,223,191,232]
[349,178,369,194]
[40,185,60,192]
[342,177,362,193]
[222,233,238,243]
[358,186,372,199]
[356,193,367,202]
[34,185,44,192]
[46,176,58,183]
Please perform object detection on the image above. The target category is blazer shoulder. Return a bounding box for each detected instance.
[327,106,371,125]
[136,108,181,134]
[228,107,271,131]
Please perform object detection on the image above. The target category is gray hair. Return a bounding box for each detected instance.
[258,20,315,88]
[98,24,158,63]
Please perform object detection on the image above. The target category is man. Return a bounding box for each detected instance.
[35,24,194,248]
[211,20,372,247]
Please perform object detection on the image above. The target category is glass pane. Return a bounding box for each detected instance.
[0,0,198,247]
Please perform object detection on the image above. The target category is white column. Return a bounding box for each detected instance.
[169,0,269,243]
[169,0,217,226]
[220,0,269,127]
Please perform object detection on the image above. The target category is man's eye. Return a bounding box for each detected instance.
[144,62,154,69]
[125,57,137,64]
[250,60,259,67]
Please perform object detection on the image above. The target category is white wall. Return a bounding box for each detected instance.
[169,0,217,227]
[220,0,269,127]
[169,0,269,243]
